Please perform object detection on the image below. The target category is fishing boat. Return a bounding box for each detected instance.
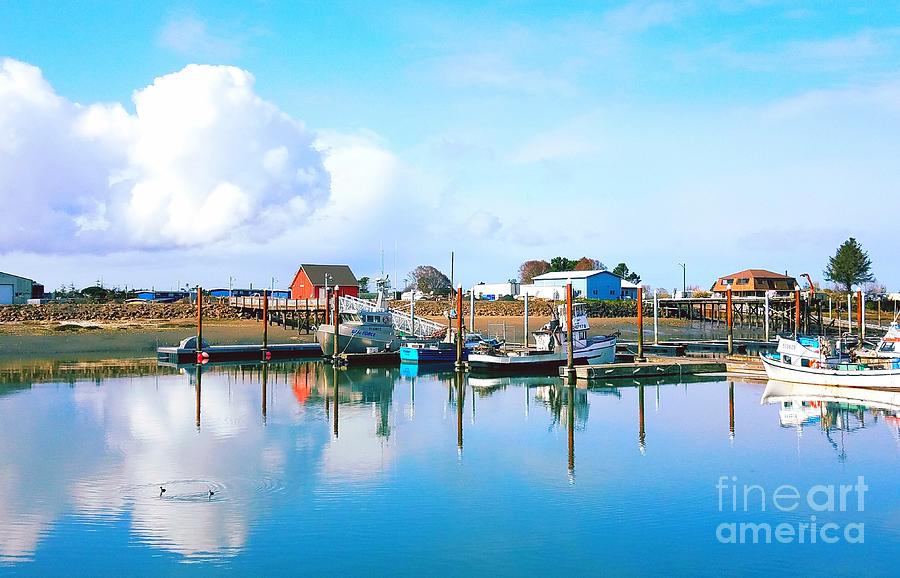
[857,314,900,360]
[467,303,617,375]
[761,335,900,389]
[317,308,400,355]
[399,333,498,364]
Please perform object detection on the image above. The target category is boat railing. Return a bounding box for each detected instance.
[339,294,446,338]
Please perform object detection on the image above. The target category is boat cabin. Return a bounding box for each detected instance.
[344,310,393,326]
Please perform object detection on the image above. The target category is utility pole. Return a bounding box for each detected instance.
[678,263,686,295]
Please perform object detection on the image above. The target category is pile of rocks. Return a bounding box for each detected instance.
[0,301,241,322]
[387,298,638,318]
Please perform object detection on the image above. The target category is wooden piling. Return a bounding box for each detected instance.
[262,289,268,358]
[523,292,529,347]
[333,287,341,359]
[196,285,203,359]
[566,282,575,381]
[726,288,734,355]
[470,287,475,335]
[857,290,863,339]
[653,290,659,345]
[455,286,464,369]
[636,286,645,361]
[847,293,852,334]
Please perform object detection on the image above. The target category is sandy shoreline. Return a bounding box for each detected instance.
[0,314,746,359]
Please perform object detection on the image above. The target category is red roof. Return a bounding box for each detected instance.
[721,269,794,280]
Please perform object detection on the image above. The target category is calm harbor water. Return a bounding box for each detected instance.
[1,359,899,576]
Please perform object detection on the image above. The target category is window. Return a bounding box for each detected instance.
[737,278,749,285]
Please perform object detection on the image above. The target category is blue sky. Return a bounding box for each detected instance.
[2,1,900,292]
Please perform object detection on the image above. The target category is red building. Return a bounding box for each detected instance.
[289,264,359,300]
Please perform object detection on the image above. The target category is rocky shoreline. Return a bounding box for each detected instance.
[0,297,641,324]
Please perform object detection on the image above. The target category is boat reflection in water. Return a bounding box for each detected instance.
[761,379,900,459]
[2,359,899,573]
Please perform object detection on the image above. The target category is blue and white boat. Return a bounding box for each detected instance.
[400,333,495,364]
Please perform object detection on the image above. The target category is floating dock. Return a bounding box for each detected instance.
[561,358,726,381]
[157,343,322,364]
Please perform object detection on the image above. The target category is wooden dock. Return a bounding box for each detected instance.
[562,358,726,381]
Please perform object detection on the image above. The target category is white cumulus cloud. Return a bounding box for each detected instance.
[0,59,329,253]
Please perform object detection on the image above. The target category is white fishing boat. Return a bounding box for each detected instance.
[761,335,900,389]
[468,302,617,375]
[317,308,399,355]
[317,276,403,355]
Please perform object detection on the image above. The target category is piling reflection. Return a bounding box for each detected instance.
[728,382,735,441]
[456,370,465,453]
[332,365,339,438]
[638,385,646,455]
[567,386,575,477]
[261,363,268,424]
[195,367,202,430]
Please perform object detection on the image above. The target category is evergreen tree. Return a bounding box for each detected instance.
[824,237,873,292]
[549,257,579,272]
[612,262,641,284]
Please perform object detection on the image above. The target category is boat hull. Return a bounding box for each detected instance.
[761,355,900,389]
[468,336,616,376]
[316,323,397,355]
[400,345,467,364]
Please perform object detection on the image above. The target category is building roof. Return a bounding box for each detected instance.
[720,269,794,280]
[532,269,610,281]
[620,280,640,289]
[0,271,34,282]
[297,264,358,287]
[712,268,797,293]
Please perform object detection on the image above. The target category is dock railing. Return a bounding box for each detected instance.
[228,295,447,338]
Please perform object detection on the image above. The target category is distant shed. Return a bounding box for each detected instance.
[0,272,36,305]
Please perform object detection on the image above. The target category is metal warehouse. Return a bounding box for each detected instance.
[0,272,37,305]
